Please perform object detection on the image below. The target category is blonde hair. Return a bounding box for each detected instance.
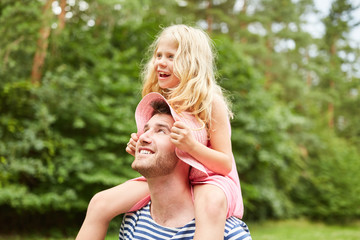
[141,24,232,128]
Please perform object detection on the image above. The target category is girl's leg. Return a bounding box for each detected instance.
[193,184,227,240]
[75,180,149,240]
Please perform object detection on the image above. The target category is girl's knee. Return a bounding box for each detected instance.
[196,188,227,216]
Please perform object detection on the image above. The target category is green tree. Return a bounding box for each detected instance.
[215,35,303,220]
[321,0,360,143]
[289,0,360,222]
[0,0,151,233]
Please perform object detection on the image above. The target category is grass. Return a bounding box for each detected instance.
[1,219,359,239]
[248,218,360,240]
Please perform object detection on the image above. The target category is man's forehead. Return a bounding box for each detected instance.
[144,113,174,129]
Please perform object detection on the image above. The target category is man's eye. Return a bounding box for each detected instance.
[158,129,166,134]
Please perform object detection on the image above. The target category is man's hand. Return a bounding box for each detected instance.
[126,133,138,156]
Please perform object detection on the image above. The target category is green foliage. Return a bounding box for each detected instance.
[291,131,360,222]
[216,35,304,220]
[0,0,359,234]
[0,0,148,223]
[0,68,141,211]
[0,0,42,81]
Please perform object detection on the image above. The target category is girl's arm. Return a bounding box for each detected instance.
[170,95,233,176]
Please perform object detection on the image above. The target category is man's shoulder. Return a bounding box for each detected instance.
[122,204,149,224]
[224,217,252,240]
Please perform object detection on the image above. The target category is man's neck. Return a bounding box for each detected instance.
[147,175,195,228]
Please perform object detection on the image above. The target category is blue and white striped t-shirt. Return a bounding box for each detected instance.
[119,202,252,240]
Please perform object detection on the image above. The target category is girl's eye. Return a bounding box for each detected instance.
[169,55,174,59]
[156,53,162,58]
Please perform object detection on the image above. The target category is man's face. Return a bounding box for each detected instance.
[132,113,178,178]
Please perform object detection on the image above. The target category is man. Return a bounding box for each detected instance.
[119,93,252,240]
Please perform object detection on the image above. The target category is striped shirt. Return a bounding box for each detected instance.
[119,203,252,240]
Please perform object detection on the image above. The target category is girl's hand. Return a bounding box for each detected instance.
[126,133,138,156]
[170,121,196,153]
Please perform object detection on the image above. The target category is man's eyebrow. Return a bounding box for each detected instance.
[156,123,171,131]
[143,123,171,131]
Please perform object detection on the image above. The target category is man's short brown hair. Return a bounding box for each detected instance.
[150,100,171,116]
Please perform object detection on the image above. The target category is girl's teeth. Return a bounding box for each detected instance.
[160,73,169,77]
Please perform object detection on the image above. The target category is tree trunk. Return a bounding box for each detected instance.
[265,38,273,88]
[306,50,312,87]
[207,1,213,33]
[31,0,53,85]
[328,42,337,128]
[58,0,66,31]
[240,0,248,44]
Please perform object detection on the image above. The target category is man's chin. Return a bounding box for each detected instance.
[131,161,142,170]
[131,160,149,172]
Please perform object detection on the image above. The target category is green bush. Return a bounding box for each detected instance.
[291,130,360,222]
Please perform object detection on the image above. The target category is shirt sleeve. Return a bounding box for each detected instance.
[224,217,252,240]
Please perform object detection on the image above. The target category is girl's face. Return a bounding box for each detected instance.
[154,35,180,89]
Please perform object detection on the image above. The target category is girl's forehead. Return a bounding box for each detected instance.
[154,38,178,55]
[158,33,178,45]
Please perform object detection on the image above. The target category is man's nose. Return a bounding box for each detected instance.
[139,131,153,144]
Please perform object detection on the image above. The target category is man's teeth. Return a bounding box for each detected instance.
[140,150,152,154]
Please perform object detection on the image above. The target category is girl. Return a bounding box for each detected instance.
[76,24,243,240]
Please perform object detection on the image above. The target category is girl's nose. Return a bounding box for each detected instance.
[157,57,166,67]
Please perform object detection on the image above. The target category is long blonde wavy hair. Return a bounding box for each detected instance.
[141,24,232,129]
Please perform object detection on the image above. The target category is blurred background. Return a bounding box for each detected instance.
[0,0,359,239]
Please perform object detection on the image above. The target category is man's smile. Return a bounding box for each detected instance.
[138,147,154,155]
[139,150,153,155]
